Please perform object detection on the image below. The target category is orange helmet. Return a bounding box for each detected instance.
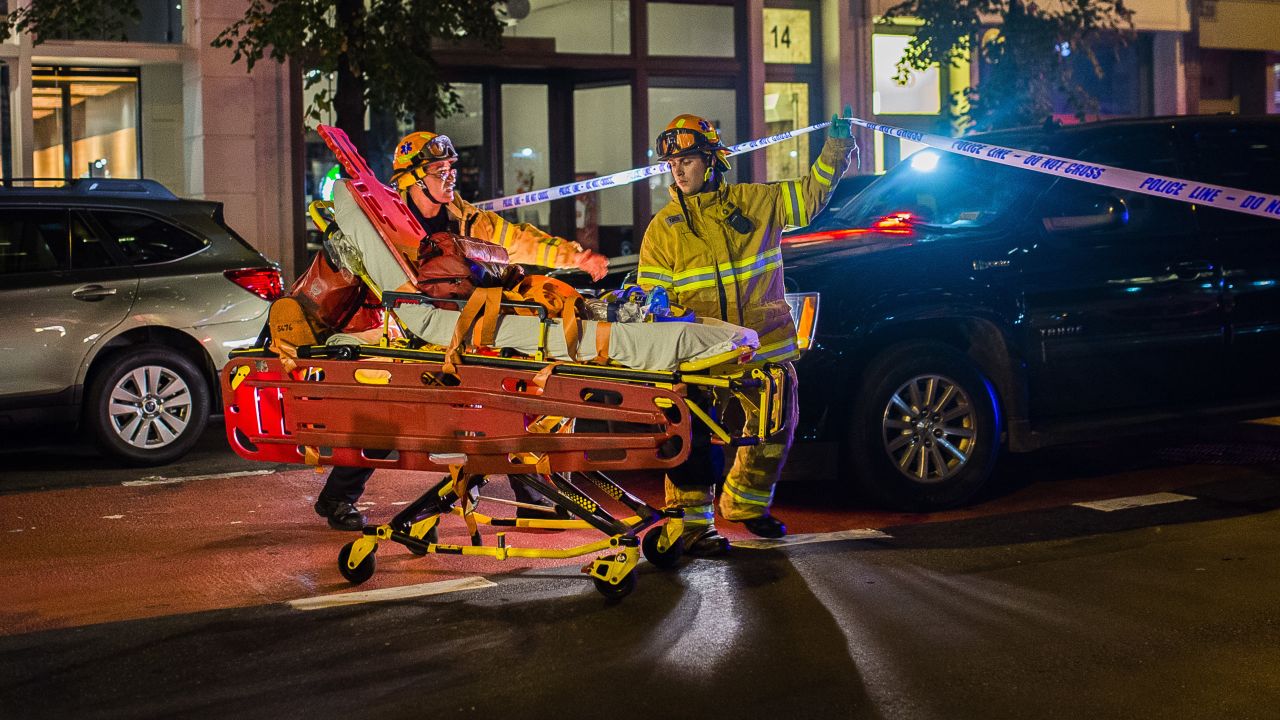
[390,131,458,191]
[655,114,731,172]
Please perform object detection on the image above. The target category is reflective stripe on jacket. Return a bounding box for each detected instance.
[446,197,584,269]
[638,136,857,363]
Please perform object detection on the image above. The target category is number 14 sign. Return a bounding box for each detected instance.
[763,8,811,65]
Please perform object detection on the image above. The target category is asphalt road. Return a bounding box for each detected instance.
[0,415,291,494]
[3,419,1280,718]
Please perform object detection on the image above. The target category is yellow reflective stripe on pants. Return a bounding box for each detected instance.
[723,477,773,507]
[682,503,715,524]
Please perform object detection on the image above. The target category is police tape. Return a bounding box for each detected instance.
[847,117,1280,221]
[470,121,832,212]
[475,115,1280,221]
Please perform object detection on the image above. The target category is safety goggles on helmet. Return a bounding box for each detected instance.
[655,128,718,160]
[403,134,456,166]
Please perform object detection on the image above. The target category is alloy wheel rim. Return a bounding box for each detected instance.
[881,373,977,484]
[108,365,193,449]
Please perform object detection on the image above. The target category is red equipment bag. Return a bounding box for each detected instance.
[415,231,524,304]
[290,251,382,334]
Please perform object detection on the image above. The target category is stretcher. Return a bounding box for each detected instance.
[220,125,810,599]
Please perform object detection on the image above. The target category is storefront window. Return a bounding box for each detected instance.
[435,83,486,202]
[574,85,633,255]
[1,62,11,182]
[1050,34,1151,118]
[648,3,735,58]
[648,86,737,212]
[871,34,941,115]
[1271,63,1280,114]
[503,0,629,54]
[32,67,140,186]
[501,84,550,227]
[764,82,809,182]
[125,0,184,43]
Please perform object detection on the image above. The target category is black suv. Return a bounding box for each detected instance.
[0,179,278,465]
[780,115,1280,510]
[565,115,1280,511]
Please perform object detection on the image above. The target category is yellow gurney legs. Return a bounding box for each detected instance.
[664,361,798,526]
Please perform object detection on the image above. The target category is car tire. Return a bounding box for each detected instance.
[846,341,1003,511]
[85,346,211,466]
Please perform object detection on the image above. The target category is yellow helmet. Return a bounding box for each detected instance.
[655,114,731,172]
[390,131,458,191]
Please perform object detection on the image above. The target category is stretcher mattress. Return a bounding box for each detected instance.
[330,180,758,371]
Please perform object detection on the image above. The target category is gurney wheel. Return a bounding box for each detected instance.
[338,541,376,585]
[593,572,636,601]
[406,526,438,556]
[642,526,684,570]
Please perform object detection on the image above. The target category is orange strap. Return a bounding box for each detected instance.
[271,339,301,375]
[560,302,581,360]
[531,361,566,390]
[442,287,504,376]
[592,322,611,365]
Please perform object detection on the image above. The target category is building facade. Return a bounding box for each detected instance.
[4,0,1279,277]
[1,0,304,276]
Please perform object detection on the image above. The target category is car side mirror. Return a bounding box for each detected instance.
[1041,195,1128,233]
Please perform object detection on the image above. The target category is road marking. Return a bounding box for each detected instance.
[286,576,497,611]
[1074,492,1195,512]
[734,528,890,550]
[122,469,276,487]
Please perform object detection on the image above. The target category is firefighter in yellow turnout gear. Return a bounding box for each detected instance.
[637,110,858,553]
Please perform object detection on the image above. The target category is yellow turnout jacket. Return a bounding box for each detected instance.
[445,197,584,269]
[637,136,858,362]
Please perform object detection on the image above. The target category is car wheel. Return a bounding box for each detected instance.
[85,346,211,466]
[847,341,1003,511]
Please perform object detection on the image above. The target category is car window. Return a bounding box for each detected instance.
[1185,123,1280,231]
[1036,128,1193,238]
[0,209,116,274]
[829,151,1047,231]
[94,210,209,264]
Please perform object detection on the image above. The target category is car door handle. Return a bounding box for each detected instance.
[71,284,119,301]
[1168,261,1215,280]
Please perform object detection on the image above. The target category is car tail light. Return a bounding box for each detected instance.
[783,213,914,245]
[225,267,283,301]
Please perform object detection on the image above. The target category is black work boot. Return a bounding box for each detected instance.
[739,515,787,539]
[683,527,731,557]
[313,497,366,531]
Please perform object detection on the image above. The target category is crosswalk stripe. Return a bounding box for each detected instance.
[1073,492,1196,512]
[286,576,496,610]
[734,528,890,550]
[123,469,276,487]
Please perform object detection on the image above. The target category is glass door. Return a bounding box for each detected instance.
[32,67,141,185]
[574,83,633,256]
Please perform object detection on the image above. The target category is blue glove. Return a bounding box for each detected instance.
[829,104,854,139]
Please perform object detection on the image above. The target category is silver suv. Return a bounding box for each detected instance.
[0,179,277,465]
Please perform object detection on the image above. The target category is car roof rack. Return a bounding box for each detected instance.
[0,177,178,200]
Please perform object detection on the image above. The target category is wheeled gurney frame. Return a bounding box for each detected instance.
[222,291,790,600]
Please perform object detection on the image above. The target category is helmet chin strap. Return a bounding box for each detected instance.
[416,178,448,206]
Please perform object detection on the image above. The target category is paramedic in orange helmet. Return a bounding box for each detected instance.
[312,130,608,531]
